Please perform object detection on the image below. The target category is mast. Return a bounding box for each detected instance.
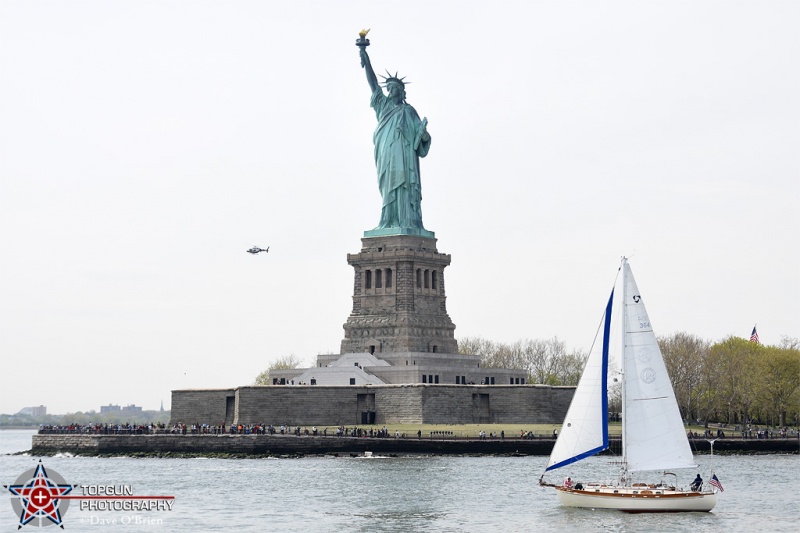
[620,257,628,478]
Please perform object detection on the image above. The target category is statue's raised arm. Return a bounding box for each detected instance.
[355,30,433,237]
[359,47,380,94]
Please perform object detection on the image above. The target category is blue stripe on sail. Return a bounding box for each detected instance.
[545,289,614,472]
[600,288,612,450]
[545,444,608,471]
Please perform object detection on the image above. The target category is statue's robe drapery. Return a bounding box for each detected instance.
[370,87,431,230]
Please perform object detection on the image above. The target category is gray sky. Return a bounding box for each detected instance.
[1,1,798,415]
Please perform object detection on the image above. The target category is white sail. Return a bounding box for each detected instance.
[545,290,613,471]
[621,261,696,472]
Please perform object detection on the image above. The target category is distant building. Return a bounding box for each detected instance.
[101,404,143,413]
[17,405,46,417]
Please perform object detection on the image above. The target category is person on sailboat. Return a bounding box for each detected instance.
[563,477,573,488]
[691,474,703,491]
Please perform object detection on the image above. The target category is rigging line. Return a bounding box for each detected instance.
[584,265,624,371]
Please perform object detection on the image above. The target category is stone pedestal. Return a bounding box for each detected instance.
[341,234,458,355]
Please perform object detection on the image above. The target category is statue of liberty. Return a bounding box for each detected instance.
[357,31,433,237]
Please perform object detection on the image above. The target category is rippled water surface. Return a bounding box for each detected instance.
[1,430,798,532]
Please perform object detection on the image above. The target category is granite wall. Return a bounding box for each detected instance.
[170,385,573,426]
[170,389,235,425]
[31,434,797,457]
[30,433,557,456]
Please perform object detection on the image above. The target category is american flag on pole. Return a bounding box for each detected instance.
[709,474,724,492]
[750,326,760,344]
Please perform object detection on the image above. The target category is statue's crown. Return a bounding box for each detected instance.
[380,71,409,88]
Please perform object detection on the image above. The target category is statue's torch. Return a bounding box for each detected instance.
[356,29,370,67]
[356,28,371,48]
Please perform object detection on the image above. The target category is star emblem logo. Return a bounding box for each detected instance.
[5,461,74,529]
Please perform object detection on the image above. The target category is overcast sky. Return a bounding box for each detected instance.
[1,1,798,415]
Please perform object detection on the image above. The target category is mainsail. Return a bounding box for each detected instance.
[620,262,696,472]
[545,290,612,471]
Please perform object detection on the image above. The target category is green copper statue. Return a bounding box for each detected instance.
[357,30,433,237]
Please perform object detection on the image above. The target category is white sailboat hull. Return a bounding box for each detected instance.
[555,486,717,512]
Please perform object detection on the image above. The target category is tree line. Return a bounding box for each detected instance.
[458,336,586,387]
[660,333,799,428]
[252,334,799,429]
[462,333,800,428]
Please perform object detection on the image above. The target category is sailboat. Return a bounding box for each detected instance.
[540,258,718,512]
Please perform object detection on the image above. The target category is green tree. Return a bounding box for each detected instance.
[779,336,800,351]
[757,345,800,427]
[486,340,527,370]
[710,337,764,424]
[522,338,566,385]
[459,336,585,386]
[659,332,709,422]
[552,349,587,387]
[254,354,304,385]
[695,343,724,426]
[460,337,507,366]
[459,337,522,368]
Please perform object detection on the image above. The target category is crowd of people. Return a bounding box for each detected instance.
[737,425,795,439]
[687,429,728,439]
[38,423,166,434]
[36,423,409,438]
[39,423,798,439]
[37,423,536,439]
[686,425,797,439]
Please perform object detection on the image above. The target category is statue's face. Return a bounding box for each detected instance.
[387,82,404,103]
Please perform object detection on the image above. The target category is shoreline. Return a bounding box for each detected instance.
[29,434,799,458]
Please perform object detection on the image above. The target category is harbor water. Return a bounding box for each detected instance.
[1,430,798,532]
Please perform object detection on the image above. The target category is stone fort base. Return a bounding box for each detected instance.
[170,384,573,427]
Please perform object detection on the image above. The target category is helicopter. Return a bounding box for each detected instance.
[247,246,269,254]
